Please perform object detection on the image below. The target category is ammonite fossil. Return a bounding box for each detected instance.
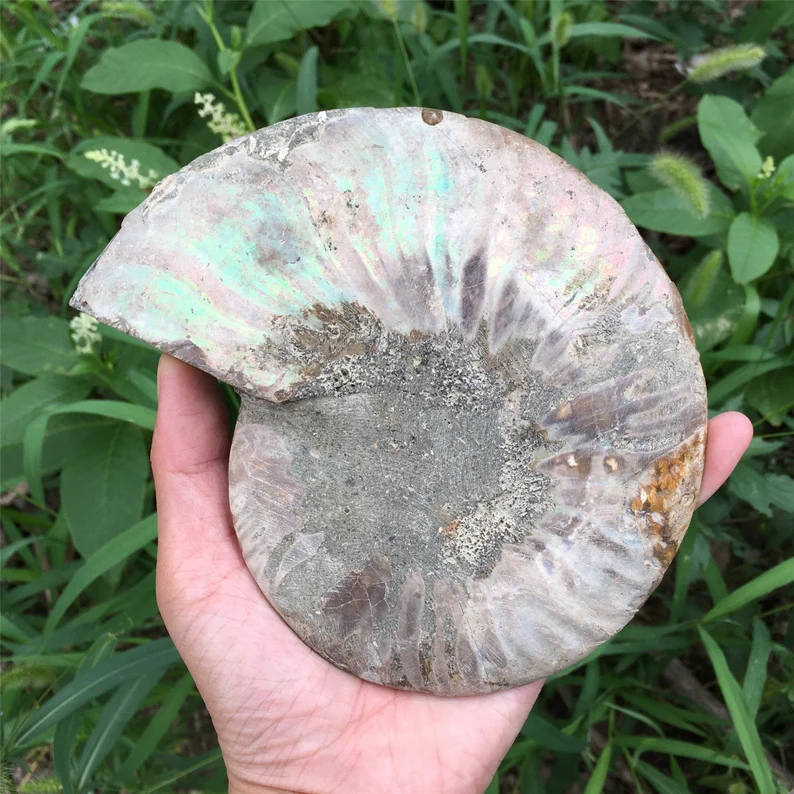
[71,107,707,696]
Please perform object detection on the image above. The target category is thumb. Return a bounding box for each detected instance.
[151,354,237,571]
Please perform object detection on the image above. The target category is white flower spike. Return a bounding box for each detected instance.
[194,92,247,143]
[84,149,160,189]
[70,312,102,354]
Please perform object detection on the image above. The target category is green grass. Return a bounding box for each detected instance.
[1,1,793,792]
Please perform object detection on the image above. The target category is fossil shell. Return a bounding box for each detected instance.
[71,107,707,696]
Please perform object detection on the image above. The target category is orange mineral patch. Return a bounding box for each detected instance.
[630,435,702,566]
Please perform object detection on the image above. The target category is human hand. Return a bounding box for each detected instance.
[151,354,752,794]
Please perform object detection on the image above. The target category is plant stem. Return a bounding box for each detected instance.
[230,68,256,132]
[393,20,421,105]
[196,0,255,131]
[748,178,759,215]
[753,401,794,427]
[197,0,223,51]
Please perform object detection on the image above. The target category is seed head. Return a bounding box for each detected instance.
[650,152,711,219]
[687,44,765,83]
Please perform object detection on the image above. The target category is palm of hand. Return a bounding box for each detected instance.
[159,526,539,794]
[152,355,751,794]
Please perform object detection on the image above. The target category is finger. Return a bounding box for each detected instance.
[696,412,753,507]
[151,355,235,560]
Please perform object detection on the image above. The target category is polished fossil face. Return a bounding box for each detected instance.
[71,107,707,695]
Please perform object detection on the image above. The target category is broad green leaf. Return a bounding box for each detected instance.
[116,673,195,781]
[624,167,659,194]
[744,618,771,718]
[704,558,794,623]
[253,70,296,125]
[727,213,779,284]
[296,46,319,116]
[76,671,164,789]
[1,415,114,489]
[97,323,159,352]
[107,368,158,408]
[680,254,745,352]
[742,438,785,458]
[0,316,75,375]
[61,423,149,558]
[745,366,794,426]
[739,1,794,43]
[766,473,794,512]
[700,345,774,363]
[707,358,790,406]
[246,0,355,46]
[43,515,158,637]
[67,136,179,189]
[729,462,772,516]
[620,186,733,237]
[82,39,212,94]
[95,190,147,214]
[217,49,241,76]
[33,399,156,430]
[698,95,763,190]
[583,742,611,794]
[774,152,794,201]
[698,628,775,794]
[0,375,92,446]
[14,638,179,747]
[324,49,394,110]
[752,66,794,161]
[24,400,154,503]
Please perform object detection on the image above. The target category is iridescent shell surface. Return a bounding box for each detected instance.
[72,107,707,696]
